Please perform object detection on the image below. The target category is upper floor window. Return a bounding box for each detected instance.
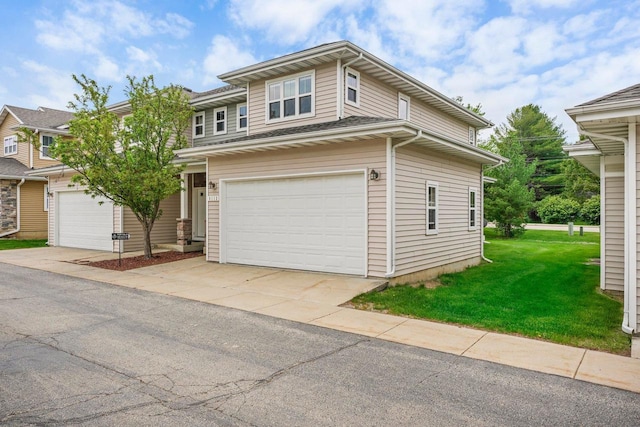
[4,135,17,156]
[468,127,476,145]
[40,135,54,159]
[469,187,477,230]
[193,111,205,138]
[237,104,247,131]
[266,71,315,122]
[214,107,227,135]
[345,68,360,107]
[398,93,410,120]
[426,181,439,235]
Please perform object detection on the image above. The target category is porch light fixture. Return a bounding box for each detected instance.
[369,169,380,181]
[208,181,217,190]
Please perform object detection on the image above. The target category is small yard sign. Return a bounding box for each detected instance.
[111,233,130,240]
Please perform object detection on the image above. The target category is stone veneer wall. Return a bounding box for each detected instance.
[0,180,18,232]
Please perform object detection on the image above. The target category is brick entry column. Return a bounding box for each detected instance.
[176,218,192,246]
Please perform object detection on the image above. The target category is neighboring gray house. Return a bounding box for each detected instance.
[565,83,640,334]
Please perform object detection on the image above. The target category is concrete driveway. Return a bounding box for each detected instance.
[0,247,385,318]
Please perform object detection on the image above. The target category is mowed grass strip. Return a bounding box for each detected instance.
[0,239,47,250]
[352,229,630,355]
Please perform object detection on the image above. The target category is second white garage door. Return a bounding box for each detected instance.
[57,191,114,251]
[222,173,366,275]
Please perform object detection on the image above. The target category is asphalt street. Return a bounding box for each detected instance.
[1,263,639,426]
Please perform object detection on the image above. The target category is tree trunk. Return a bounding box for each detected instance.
[142,222,153,259]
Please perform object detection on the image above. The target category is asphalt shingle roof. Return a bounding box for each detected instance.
[202,116,399,147]
[191,84,244,100]
[0,157,32,178]
[5,105,74,129]
[577,83,640,107]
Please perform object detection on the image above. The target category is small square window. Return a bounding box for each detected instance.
[398,94,410,120]
[345,68,360,107]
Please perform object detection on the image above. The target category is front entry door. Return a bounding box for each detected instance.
[193,187,206,239]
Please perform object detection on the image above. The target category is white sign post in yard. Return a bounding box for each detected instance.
[111,233,130,267]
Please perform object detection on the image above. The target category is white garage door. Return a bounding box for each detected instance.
[222,173,366,275]
[58,191,114,251]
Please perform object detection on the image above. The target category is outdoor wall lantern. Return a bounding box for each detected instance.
[208,181,217,190]
[369,169,380,181]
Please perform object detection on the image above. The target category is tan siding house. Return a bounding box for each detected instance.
[1,105,71,239]
[566,83,640,334]
[178,41,503,281]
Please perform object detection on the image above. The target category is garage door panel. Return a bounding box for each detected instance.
[58,192,114,251]
[223,173,366,275]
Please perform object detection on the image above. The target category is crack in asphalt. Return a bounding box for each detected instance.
[1,331,367,426]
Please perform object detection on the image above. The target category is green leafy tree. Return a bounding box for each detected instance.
[45,74,192,258]
[580,195,601,225]
[484,139,536,237]
[537,195,580,224]
[562,159,600,203]
[452,95,485,116]
[491,104,567,204]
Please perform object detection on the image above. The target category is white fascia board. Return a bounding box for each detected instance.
[218,42,355,82]
[190,89,247,108]
[574,108,640,123]
[0,174,47,181]
[417,127,506,165]
[26,165,69,176]
[1,106,23,125]
[14,125,69,135]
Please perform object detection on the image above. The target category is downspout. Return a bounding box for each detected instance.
[480,160,504,263]
[0,178,25,238]
[339,53,363,119]
[386,130,423,278]
[579,127,634,334]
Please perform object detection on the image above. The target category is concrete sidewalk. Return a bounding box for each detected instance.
[1,246,639,395]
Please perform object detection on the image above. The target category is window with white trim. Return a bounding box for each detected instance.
[345,68,360,107]
[193,111,205,138]
[469,127,476,145]
[469,187,477,230]
[398,93,410,120]
[214,107,227,135]
[4,135,17,155]
[237,103,247,131]
[40,135,54,159]
[426,181,439,235]
[266,71,314,122]
[44,184,49,211]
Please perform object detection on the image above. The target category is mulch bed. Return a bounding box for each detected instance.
[86,250,203,271]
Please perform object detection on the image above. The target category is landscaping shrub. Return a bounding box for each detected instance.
[537,195,580,224]
[580,195,600,225]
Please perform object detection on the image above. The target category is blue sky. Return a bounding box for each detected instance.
[1,0,639,142]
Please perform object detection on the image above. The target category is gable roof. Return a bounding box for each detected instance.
[0,157,46,181]
[0,105,73,134]
[218,40,493,129]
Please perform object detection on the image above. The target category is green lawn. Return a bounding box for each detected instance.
[352,229,630,355]
[0,239,47,250]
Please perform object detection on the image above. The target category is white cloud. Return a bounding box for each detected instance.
[21,61,76,109]
[202,35,258,85]
[126,46,163,72]
[507,0,581,15]
[93,56,121,82]
[372,0,479,62]
[228,0,362,44]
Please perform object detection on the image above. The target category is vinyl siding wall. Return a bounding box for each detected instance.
[1,113,28,166]
[636,124,640,328]
[343,67,471,142]
[604,175,624,292]
[206,139,387,277]
[247,63,338,136]
[394,145,482,276]
[192,102,246,147]
[16,180,47,239]
[122,192,181,251]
